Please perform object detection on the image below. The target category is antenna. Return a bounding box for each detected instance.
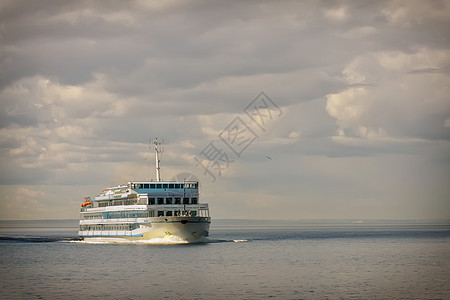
[153,138,164,181]
[183,178,187,216]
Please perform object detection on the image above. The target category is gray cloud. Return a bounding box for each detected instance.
[0,0,449,219]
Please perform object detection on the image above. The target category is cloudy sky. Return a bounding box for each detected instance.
[1,0,449,220]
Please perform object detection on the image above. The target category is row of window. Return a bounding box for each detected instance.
[157,210,197,217]
[96,197,198,207]
[83,211,152,219]
[149,197,197,205]
[131,183,198,189]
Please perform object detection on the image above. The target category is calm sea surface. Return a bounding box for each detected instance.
[0,219,449,299]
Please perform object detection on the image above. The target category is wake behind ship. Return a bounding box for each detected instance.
[78,139,211,242]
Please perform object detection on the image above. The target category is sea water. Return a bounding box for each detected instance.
[0,219,449,299]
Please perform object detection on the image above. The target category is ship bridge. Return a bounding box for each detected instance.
[129,181,199,205]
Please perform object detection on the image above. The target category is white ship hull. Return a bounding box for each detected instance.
[79,216,211,242]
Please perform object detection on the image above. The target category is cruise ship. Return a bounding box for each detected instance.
[78,139,211,242]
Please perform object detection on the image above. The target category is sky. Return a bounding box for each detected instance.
[0,0,449,220]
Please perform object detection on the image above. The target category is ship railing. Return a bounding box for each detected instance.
[80,230,134,237]
[95,194,133,201]
[80,218,149,225]
[80,203,209,212]
[149,203,208,209]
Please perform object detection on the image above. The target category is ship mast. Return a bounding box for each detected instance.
[153,138,164,182]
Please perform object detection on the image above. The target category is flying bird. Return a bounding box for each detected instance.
[266,156,272,160]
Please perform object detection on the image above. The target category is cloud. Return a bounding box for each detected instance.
[0,0,449,220]
[382,0,450,26]
[324,6,348,21]
[336,26,377,39]
[326,48,450,142]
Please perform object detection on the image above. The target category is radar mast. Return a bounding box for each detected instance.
[153,138,164,181]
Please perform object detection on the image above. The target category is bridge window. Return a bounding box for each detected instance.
[169,184,174,188]
[183,197,189,204]
[191,197,198,204]
[157,198,164,204]
[144,184,149,189]
[157,211,164,217]
[156,184,162,189]
[149,198,155,205]
[150,184,155,189]
[166,197,172,204]
[175,184,180,188]
[175,197,181,204]
[163,184,168,189]
[166,211,173,216]
[138,184,143,188]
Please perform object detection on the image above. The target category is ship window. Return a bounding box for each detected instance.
[175,197,181,204]
[169,184,174,188]
[180,184,184,189]
[175,184,180,188]
[138,184,143,188]
[149,197,155,205]
[150,184,155,189]
[191,197,198,204]
[157,197,164,204]
[183,197,189,204]
[144,184,149,189]
[163,184,168,189]
[156,184,162,189]
[166,197,172,204]
[157,211,164,217]
[166,211,173,216]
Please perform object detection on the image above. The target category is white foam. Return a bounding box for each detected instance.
[68,236,247,244]
[131,235,190,244]
[72,235,210,245]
